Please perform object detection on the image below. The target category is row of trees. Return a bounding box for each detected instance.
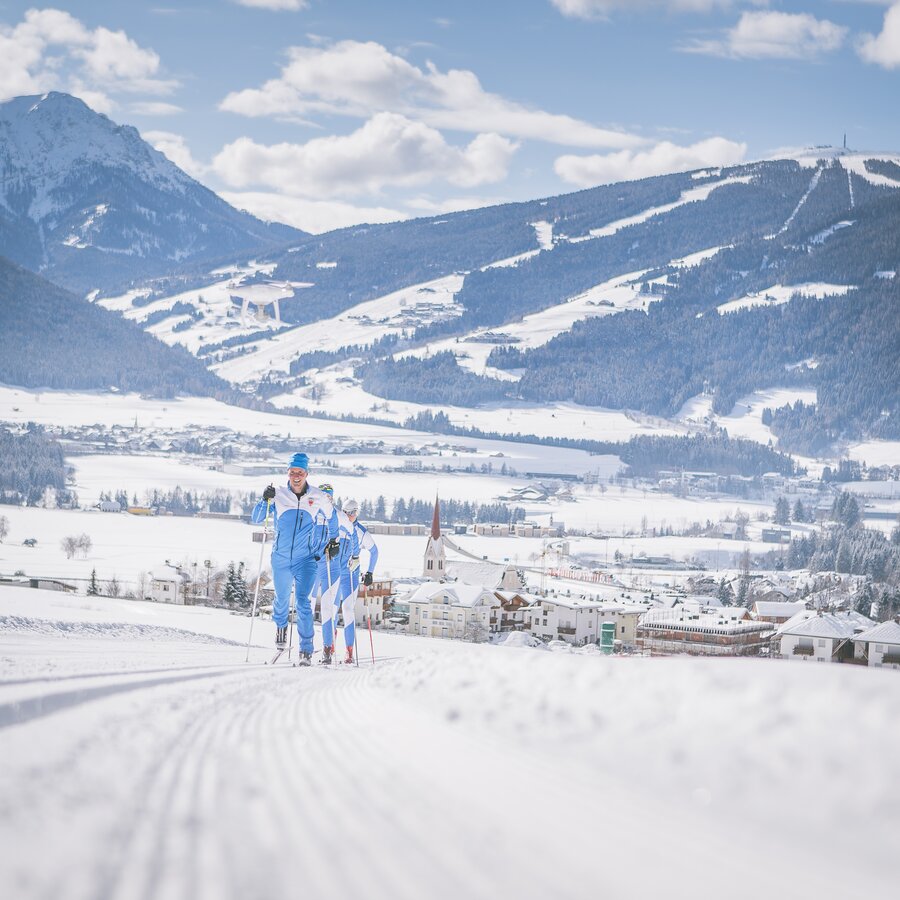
[348,495,526,526]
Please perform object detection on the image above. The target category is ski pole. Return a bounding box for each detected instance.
[287,584,295,661]
[245,500,271,662]
[351,578,361,667]
[325,545,336,655]
[366,608,376,666]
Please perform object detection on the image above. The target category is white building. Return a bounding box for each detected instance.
[776,610,874,663]
[406,581,499,640]
[850,619,900,669]
[150,566,189,605]
[524,595,605,646]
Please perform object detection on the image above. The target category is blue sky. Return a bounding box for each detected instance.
[1,1,898,232]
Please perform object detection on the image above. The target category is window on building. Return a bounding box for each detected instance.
[427,560,433,570]
[818,639,826,647]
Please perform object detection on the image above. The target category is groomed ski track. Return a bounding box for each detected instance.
[1,595,896,899]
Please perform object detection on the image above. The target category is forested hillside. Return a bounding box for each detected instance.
[0,256,228,397]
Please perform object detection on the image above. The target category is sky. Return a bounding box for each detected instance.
[1,0,898,233]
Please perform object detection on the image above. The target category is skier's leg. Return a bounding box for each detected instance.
[320,557,340,648]
[315,558,332,651]
[271,553,293,628]
[292,556,318,655]
[339,570,356,653]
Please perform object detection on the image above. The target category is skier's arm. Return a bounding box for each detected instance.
[359,526,379,573]
[251,497,276,525]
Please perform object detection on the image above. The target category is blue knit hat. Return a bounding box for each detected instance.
[288,452,309,470]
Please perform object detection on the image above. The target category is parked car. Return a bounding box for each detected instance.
[23,538,37,547]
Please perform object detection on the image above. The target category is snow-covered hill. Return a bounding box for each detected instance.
[0,587,895,899]
[0,92,301,291]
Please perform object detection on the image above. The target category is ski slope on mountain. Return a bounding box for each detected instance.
[214,274,464,383]
[715,283,855,315]
[0,587,895,899]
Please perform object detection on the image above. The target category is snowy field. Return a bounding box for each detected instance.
[0,496,779,597]
[272,366,687,442]
[0,587,895,899]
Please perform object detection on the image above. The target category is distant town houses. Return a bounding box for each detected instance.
[774,610,875,664]
[636,607,774,657]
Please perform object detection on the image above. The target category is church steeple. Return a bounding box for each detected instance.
[423,494,445,579]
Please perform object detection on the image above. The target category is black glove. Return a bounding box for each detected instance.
[325,538,341,559]
[363,571,374,586]
[262,484,276,501]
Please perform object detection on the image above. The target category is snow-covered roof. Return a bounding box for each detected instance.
[777,610,874,640]
[640,607,771,635]
[753,601,805,618]
[531,595,604,612]
[404,581,497,608]
[445,559,508,589]
[851,620,900,646]
[150,567,187,582]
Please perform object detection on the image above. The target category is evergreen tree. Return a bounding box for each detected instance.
[222,562,237,606]
[774,496,791,525]
[87,569,100,596]
[717,577,734,606]
[792,499,807,523]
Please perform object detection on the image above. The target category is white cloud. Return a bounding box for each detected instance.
[683,11,847,59]
[858,2,900,68]
[0,7,176,103]
[550,0,759,19]
[144,130,207,179]
[219,191,406,234]
[212,112,518,198]
[234,0,308,9]
[554,137,747,186]
[130,101,183,116]
[405,195,508,214]
[220,39,642,149]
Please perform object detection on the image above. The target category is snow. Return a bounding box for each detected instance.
[214,274,464,383]
[530,219,554,250]
[809,220,853,245]
[769,165,822,237]
[845,440,900,468]
[716,283,854,315]
[567,175,753,244]
[271,366,686,443]
[98,261,296,355]
[781,148,900,189]
[0,586,894,898]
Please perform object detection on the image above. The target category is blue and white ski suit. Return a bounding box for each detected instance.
[346,519,379,629]
[317,508,359,651]
[252,484,338,655]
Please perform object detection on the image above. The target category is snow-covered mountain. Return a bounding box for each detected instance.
[0,92,301,291]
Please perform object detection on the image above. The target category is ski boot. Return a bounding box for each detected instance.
[275,626,287,649]
[297,651,312,667]
[320,646,333,666]
[345,646,354,665]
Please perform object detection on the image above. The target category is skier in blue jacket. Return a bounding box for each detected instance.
[315,485,360,664]
[252,453,338,665]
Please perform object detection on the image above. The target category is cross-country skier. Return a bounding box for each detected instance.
[252,454,339,665]
[343,498,379,657]
[344,498,379,589]
[315,484,359,664]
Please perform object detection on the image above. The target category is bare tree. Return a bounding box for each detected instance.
[105,575,121,599]
[0,515,8,543]
[61,535,78,559]
[136,571,149,600]
[76,533,92,558]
